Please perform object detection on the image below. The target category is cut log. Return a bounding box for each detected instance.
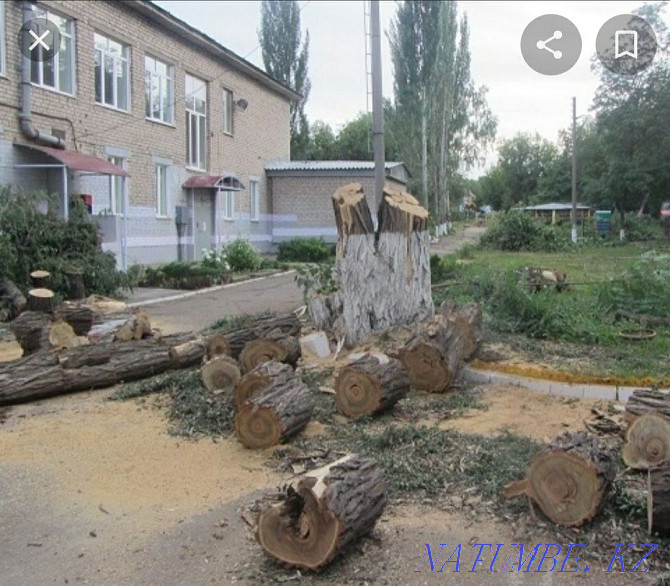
[206,333,230,359]
[239,335,300,373]
[334,353,409,417]
[0,278,27,319]
[438,301,482,360]
[0,332,198,405]
[256,454,387,571]
[169,337,206,367]
[648,461,670,536]
[397,313,474,392]
[223,314,301,360]
[9,310,52,354]
[234,377,314,449]
[64,269,85,300]
[30,270,51,289]
[201,355,241,392]
[114,310,152,341]
[625,389,670,424]
[27,288,55,313]
[48,318,81,350]
[55,303,94,336]
[622,414,670,470]
[503,432,616,526]
[233,360,294,408]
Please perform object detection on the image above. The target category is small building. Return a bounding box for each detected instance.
[523,203,592,224]
[265,161,410,243]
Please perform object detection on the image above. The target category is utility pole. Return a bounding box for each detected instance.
[571,96,578,244]
[370,0,385,213]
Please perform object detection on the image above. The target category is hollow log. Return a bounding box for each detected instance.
[0,278,27,319]
[256,454,387,571]
[239,335,300,373]
[222,314,301,360]
[503,432,616,526]
[114,310,152,341]
[648,461,670,536]
[397,313,474,393]
[27,288,55,313]
[334,353,409,417]
[234,377,314,449]
[55,303,94,336]
[30,270,50,289]
[65,269,85,300]
[625,389,670,424]
[9,310,52,354]
[169,337,206,367]
[0,332,197,405]
[201,355,241,392]
[206,333,230,359]
[622,414,670,470]
[233,360,293,408]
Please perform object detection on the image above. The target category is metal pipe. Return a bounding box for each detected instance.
[122,176,128,269]
[370,0,385,214]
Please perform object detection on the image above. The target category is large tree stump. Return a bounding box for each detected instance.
[0,278,27,319]
[30,270,51,289]
[223,314,301,360]
[625,389,670,424]
[233,360,293,408]
[201,355,241,392]
[234,378,314,449]
[64,269,85,300]
[55,303,94,336]
[622,414,670,470]
[334,353,409,417]
[10,311,52,354]
[256,454,387,571]
[648,461,670,536]
[27,288,55,313]
[503,432,616,527]
[239,335,300,373]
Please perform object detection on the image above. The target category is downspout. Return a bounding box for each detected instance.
[19,1,65,149]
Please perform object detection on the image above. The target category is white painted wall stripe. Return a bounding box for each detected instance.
[272,227,338,237]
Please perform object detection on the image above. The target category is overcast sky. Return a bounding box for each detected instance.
[155,0,665,173]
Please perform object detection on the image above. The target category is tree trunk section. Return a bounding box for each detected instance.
[503,432,616,526]
[222,314,301,360]
[27,288,55,313]
[10,311,52,355]
[114,310,152,341]
[239,335,300,373]
[48,318,82,350]
[65,269,85,300]
[0,279,27,319]
[256,454,387,571]
[55,303,94,336]
[622,414,670,470]
[30,270,50,289]
[334,353,409,417]
[648,461,670,536]
[234,378,314,449]
[201,355,241,392]
[233,360,293,408]
[206,333,230,359]
[625,389,670,424]
[439,301,482,360]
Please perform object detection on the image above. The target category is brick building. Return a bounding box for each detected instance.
[0,0,298,267]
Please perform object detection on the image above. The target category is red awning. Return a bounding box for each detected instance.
[14,143,129,177]
[182,175,245,190]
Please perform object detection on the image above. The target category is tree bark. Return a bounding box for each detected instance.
[30,270,50,289]
[233,360,293,409]
[503,432,616,527]
[114,310,152,341]
[334,353,409,417]
[55,303,94,336]
[625,389,670,423]
[648,461,670,537]
[239,335,300,373]
[64,269,85,300]
[168,337,206,367]
[10,311,52,354]
[256,454,387,571]
[622,414,670,470]
[222,314,301,360]
[27,288,55,313]
[206,333,230,359]
[234,377,314,449]
[0,279,27,319]
[438,301,482,360]
[201,355,241,392]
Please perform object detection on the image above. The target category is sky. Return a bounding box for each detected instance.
[154,0,665,174]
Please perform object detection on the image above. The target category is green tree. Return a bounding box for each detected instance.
[258,0,311,158]
[303,121,337,160]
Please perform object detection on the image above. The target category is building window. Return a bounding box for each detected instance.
[0,1,5,76]
[108,156,124,215]
[156,164,168,217]
[145,55,174,124]
[249,180,259,222]
[222,89,233,134]
[31,8,74,94]
[94,34,129,110]
[221,190,234,221]
[185,74,207,170]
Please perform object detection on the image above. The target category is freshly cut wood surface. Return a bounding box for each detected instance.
[27,288,55,313]
[201,355,241,392]
[223,314,301,360]
[648,461,670,536]
[239,335,300,373]
[48,318,81,350]
[622,414,670,470]
[256,454,387,571]
[233,360,293,408]
[114,310,152,341]
[30,270,50,289]
[55,303,94,336]
[206,333,230,359]
[169,337,206,367]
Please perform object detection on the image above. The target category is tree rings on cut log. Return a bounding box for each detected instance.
[27,288,55,313]
[206,333,230,359]
[503,432,615,526]
[239,336,300,373]
[334,353,409,417]
[201,355,241,392]
[256,454,387,571]
[30,270,51,289]
[233,360,293,408]
[648,461,670,536]
[622,414,670,470]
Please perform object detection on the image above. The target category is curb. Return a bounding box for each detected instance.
[126,270,296,308]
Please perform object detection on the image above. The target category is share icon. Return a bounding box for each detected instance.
[521,14,581,75]
[536,30,563,59]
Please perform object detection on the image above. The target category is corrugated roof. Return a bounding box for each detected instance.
[524,203,591,211]
[265,161,405,172]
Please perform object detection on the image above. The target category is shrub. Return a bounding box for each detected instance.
[430,254,459,283]
[201,247,230,273]
[480,210,568,252]
[223,237,262,272]
[613,214,657,242]
[294,261,338,303]
[277,237,334,263]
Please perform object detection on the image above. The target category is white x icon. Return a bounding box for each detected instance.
[29,29,50,51]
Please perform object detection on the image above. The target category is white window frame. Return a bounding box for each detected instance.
[108,156,125,216]
[94,33,130,111]
[0,1,6,76]
[249,179,259,222]
[31,8,75,95]
[221,190,234,221]
[222,88,233,135]
[185,74,207,171]
[156,164,169,218]
[145,55,174,124]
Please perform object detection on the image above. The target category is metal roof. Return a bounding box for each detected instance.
[524,203,591,211]
[183,175,245,190]
[265,161,406,172]
[14,144,129,176]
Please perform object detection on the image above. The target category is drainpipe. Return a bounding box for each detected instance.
[19,1,65,149]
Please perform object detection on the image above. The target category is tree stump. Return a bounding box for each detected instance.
[9,311,52,354]
[201,355,241,392]
[206,333,230,359]
[55,303,94,336]
[503,432,616,526]
[168,337,206,367]
[256,454,387,571]
[0,278,27,319]
[622,414,670,470]
[233,360,293,408]
[223,314,301,360]
[27,288,55,313]
[648,461,670,536]
[239,335,300,373]
[334,353,409,417]
[65,269,85,300]
[234,378,314,449]
[625,389,670,424]
[30,270,51,289]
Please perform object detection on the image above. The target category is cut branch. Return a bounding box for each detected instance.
[239,335,300,373]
